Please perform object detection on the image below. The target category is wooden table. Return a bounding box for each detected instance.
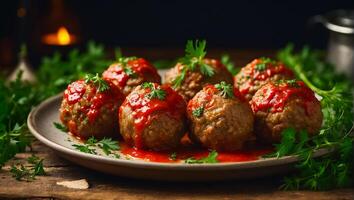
[0,48,353,199]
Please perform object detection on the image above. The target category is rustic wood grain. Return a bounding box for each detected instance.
[0,141,353,200]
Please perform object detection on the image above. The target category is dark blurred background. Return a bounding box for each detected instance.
[0,0,353,68]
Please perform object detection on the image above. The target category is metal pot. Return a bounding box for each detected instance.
[312,10,354,80]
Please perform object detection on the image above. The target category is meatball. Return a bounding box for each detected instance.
[102,58,161,96]
[60,79,124,139]
[165,58,233,101]
[119,82,187,151]
[187,82,254,151]
[250,80,323,143]
[234,57,294,101]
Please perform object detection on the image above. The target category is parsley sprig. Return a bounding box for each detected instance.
[72,136,120,157]
[10,155,46,181]
[255,57,276,71]
[116,56,138,78]
[173,40,214,87]
[192,106,204,117]
[185,150,218,164]
[53,122,68,133]
[142,82,166,100]
[84,73,110,92]
[269,44,354,190]
[215,81,234,98]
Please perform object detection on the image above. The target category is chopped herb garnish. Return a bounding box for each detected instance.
[255,63,266,71]
[123,67,137,78]
[185,150,218,164]
[215,81,234,98]
[286,79,300,87]
[10,155,46,181]
[72,137,120,156]
[173,40,214,88]
[53,122,68,133]
[84,73,110,92]
[170,152,177,161]
[72,144,97,154]
[255,57,276,71]
[192,106,204,117]
[97,138,120,155]
[142,82,166,100]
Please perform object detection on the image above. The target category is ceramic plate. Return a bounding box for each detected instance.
[27,93,331,181]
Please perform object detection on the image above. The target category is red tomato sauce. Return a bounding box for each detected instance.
[102,58,160,89]
[64,80,123,125]
[120,140,272,163]
[237,58,294,96]
[251,81,317,114]
[187,84,245,112]
[120,83,186,149]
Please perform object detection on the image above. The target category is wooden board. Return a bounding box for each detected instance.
[0,141,353,200]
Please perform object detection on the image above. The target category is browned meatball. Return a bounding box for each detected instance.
[250,80,323,143]
[102,58,161,96]
[119,83,187,151]
[187,82,254,151]
[165,58,233,101]
[234,57,294,101]
[60,79,124,139]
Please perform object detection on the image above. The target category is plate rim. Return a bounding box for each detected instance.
[27,94,331,171]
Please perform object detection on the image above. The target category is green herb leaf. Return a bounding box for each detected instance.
[53,122,68,133]
[10,155,46,181]
[84,73,110,92]
[221,54,239,75]
[173,40,214,88]
[215,81,234,98]
[185,150,218,164]
[142,82,166,100]
[170,152,177,161]
[192,106,204,117]
[97,138,120,155]
[72,144,97,154]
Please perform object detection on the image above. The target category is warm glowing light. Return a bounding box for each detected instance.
[57,27,71,45]
[42,26,76,46]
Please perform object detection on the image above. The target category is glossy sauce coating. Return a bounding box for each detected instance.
[187,84,245,112]
[236,58,294,96]
[102,58,161,90]
[119,83,186,149]
[62,80,123,137]
[251,81,317,114]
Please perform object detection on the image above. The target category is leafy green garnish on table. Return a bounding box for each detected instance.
[142,82,166,100]
[84,73,110,92]
[267,44,354,190]
[185,150,218,164]
[10,154,46,181]
[53,122,68,133]
[173,40,214,87]
[0,42,116,173]
[215,81,234,98]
